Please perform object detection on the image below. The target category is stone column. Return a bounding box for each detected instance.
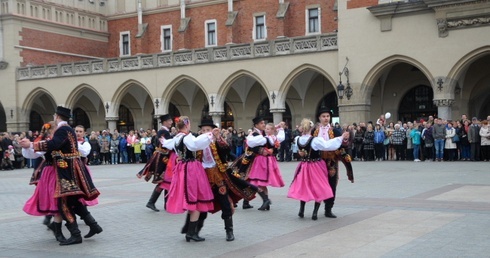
[270,108,285,125]
[209,112,224,128]
[106,117,119,132]
[433,99,455,120]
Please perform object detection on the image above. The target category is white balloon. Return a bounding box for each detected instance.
[385,112,391,119]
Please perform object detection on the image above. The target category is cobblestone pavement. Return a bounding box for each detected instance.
[1,160,489,258]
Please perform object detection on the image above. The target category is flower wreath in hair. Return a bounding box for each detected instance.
[178,117,190,126]
[34,123,52,142]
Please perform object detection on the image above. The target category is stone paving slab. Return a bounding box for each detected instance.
[0,161,489,258]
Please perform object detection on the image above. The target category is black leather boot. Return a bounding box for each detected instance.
[224,217,234,241]
[43,215,53,227]
[146,189,162,212]
[242,200,253,209]
[257,192,271,211]
[312,202,321,220]
[325,208,337,218]
[185,221,205,242]
[180,213,190,234]
[298,201,306,218]
[197,212,207,234]
[59,221,82,246]
[83,213,103,238]
[53,222,66,242]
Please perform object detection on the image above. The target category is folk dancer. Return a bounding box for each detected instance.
[22,122,67,242]
[24,106,102,245]
[162,116,218,242]
[137,114,174,211]
[239,117,286,211]
[313,107,354,218]
[181,119,258,241]
[288,119,349,220]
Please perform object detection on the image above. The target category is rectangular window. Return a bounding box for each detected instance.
[120,31,130,56]
[254,15,266,40]
[161,26,172,52]
[307,8,320,34]
[205,20,217,47]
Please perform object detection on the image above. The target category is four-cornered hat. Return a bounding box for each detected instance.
[252,116,264,125]
[198,119,217,128]
[55,106,71,118]
[317,107,333,117]
[159,114,172,123]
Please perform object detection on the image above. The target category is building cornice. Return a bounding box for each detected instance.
[106,0,228,21]
[0,13,109,40]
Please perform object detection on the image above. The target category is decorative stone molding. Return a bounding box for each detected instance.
[437,18,448,37]
[447,17,490,29]
[178,17,191,32]
[0,61,8,70]
[433,99,455,107]
[105,116,119,121]
[208,111,225,116]
[269,108,286,113]
[225,11,238,26]
[276,2,290,18]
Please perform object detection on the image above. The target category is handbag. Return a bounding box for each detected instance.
[452,134,460,142]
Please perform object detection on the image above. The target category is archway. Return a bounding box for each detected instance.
[73,107,91,130]
[398,85,437,122]
[29,111,43,132]
[117,105,134,133]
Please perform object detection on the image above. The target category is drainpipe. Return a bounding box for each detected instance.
[228,0,233,12]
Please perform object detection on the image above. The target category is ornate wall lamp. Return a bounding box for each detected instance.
[105,102,110,113]
[154,99,160,109]
[437,78,444,91]
[337,57,353,100]
[10,109,13,118]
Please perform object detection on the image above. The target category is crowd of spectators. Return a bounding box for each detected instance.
[1,113,489,171]
[299,114,490,163]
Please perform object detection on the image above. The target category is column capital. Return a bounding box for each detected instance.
[433,99,455,107]
[209,111,224,116]
[269,108,286,113]
[105,116,119,121]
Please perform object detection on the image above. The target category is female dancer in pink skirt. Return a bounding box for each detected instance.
[162,116,220,242]
[245,117,286,211]
[23,122,66,242]
[287,119,349,220]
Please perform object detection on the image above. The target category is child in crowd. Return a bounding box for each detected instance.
[133,139,142,163]
[2,145,15,170]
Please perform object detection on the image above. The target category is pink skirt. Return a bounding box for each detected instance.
[79,165,99,206]
[23,166,59,216]
[160,152,177,191]
[248,155,285,187]
[287,160,333,203]
[166,160,214,214]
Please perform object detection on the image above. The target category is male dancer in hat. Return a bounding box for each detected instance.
[313,107,354,218]
[181,119,257,241]
[137,114,174,211]
[23,106,102,245]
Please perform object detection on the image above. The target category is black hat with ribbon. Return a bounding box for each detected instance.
[198,119,217,128]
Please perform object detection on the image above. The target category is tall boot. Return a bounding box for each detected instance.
[312,202,321,220]
[59,221,82,246]
[164,190,168,211]
[257,192,271,211]
[146,189,162,212]
[197,212,207,234]
[53,222,67,242]
[242,200,253,209]
[83,213,103,238]
[180,213,191,234]
[43,215,53,227]
[298,201,306,218]
[185,221,205,242]
[224,217,234,241]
